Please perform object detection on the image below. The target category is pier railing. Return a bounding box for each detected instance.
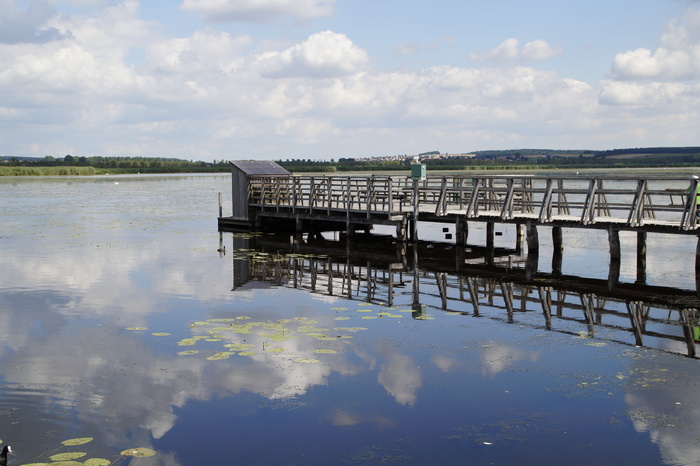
[246,174,699,231]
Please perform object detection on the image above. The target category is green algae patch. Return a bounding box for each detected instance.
[121,447,156,457]
[50,452,87,461]
[61,437,93,446]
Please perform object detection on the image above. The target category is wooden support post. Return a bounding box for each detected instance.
[218,192,223,218]
[515,223,524,254]
[526,221,539,254]
[525,221,539,280]
[486,222,495,250]
[552,226,563,276]
[456,217,468,247]
[636,231,647,284]
[608,227,621,290]
[486,222,495,265]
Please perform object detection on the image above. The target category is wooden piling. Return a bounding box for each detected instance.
[552,226,563,276]
[637,231,647,284]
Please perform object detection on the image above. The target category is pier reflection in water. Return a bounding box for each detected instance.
[228,232,700,359]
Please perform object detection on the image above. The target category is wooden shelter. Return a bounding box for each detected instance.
[228,161,290,227]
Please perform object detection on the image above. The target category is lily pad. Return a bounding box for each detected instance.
[50,452,87,461]
[121,447,156,457]
[125,327,147,331]
[223,343,255,351]
[61,437,93,446]
[177,350,199,355]
[296,358,321,363]
[238,351,256,356]
[85,459,111,466]
[207,352,233,360]
[313,349,337,354]
[152,332,170,336]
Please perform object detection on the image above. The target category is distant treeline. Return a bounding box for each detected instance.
[3,147,700,176]
[0,155,231,175]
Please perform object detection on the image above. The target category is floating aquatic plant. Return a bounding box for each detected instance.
[61,437,93,446]
[125,327,147,331]
[84,459,111,466]
[120,447,156,457]
[50,452,87,461]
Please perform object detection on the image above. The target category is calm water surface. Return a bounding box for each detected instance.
[1,174,699,465]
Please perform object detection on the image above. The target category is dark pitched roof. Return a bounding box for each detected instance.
[230,161,290,176]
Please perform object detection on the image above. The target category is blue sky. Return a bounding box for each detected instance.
[1,0,699,162]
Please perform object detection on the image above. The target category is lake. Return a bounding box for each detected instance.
[1,173,699,465]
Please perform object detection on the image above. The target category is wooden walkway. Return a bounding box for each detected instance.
[219,173,700,236]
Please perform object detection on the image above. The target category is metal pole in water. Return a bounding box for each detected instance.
[218,192,223,218]
[412,178,418,242]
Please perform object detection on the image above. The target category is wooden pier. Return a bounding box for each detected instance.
[218,162,700,271]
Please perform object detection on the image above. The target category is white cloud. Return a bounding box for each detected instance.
[470,38,561,61]
[256,30,368,78]
[522,39,562,60]
[0,0,67,44]
[610,8,700,80]
[180,0,335,23]
[599,81,691,106]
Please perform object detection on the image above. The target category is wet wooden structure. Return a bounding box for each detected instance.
[218,165,700,272]
[227,234,700,358]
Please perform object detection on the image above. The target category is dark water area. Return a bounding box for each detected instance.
[1,174,699,465]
